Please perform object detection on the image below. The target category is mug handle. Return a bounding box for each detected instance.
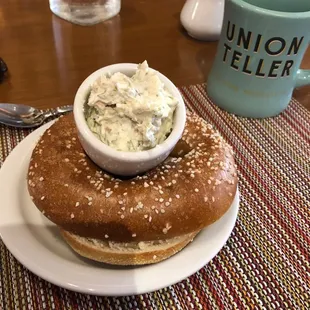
[295,69,310,88]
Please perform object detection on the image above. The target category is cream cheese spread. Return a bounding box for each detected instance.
[85,61,178,152]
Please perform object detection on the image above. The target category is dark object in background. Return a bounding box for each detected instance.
[0,58,8,83]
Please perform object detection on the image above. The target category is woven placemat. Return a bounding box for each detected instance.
[0,84,309,310]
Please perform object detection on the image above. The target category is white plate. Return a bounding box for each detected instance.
[0,121,239,296]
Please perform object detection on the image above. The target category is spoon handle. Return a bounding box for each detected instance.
[43,105,73,118]
[55,105,73,114]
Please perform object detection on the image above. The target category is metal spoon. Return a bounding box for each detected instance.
[0,103,73,128]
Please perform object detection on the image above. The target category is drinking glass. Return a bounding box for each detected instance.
[49,0,121,25]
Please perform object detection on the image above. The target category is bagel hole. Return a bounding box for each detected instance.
[104,170,152,181]
[170,140,192,158]
[90,140,192,181]
[116,140,192,180]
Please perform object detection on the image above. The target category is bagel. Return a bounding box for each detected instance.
[60,229,199,265]
[27,112,237,265]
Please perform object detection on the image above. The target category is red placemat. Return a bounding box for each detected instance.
[0,84,309,309]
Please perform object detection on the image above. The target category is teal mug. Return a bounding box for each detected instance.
[207,0,310,118]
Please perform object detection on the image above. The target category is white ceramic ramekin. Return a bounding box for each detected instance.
[73,63,186,176]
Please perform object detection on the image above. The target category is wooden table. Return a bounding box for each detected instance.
[1,0,310,110]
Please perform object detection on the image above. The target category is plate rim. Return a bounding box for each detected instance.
[0,120,239,296]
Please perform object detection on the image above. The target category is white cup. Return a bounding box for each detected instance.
[74,63,186,176]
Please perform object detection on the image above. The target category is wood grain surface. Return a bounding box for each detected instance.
[0,0,309,110]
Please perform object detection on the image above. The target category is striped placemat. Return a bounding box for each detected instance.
[0,84,309,309]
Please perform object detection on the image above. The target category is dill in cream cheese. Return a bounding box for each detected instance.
[85,61,178,152]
